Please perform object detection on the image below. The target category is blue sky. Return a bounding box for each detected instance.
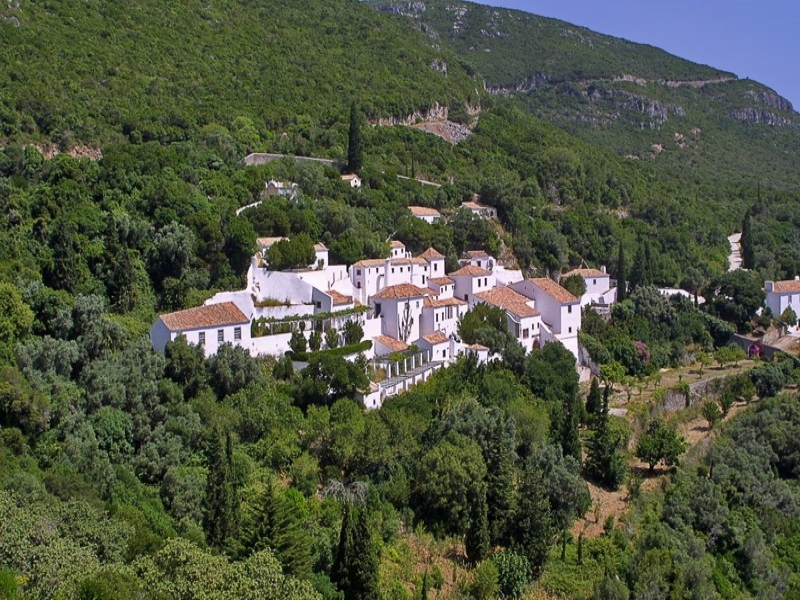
[479,0,800,111]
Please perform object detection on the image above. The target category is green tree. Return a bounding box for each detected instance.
[325,328,339,350]
[0,283,34,365]
[309,329,322,352]
[562,273,586,298]
[342,320,363,346]
[585,377,602,420]
[331,505,379,600]
[267,234,316,271]
[203,428,239,550]
[741,206,755,270]
[346,102,363,175]
[290,330,308,355]
[635,419,686,471]
[584,385,627,489]
[465,484,490,564]
[616,241,627,302]
[701,401,722,429]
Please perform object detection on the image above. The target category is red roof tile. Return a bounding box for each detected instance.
[475,287,539,318]
[374,335,409,353]
[450,265,492,277]
[772,279,800,293]
[409,206,441,217]
[423,297,467,308]
[429,277,454,286]
[562,268,607,279]
[418,247,445,261]
[160,302,249,331]
[371,284,428,300]
[326,290,353,306]
[530,278,579,304]
[464,250,491,259]
[421,331,449,344]
[390,240,406,248]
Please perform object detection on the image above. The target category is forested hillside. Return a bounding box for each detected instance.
[370,0,800,191]
[1,0,800,598]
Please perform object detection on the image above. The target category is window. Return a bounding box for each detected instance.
[423,276,426,284]
[484,278,488,287]
[375,303,382,317]
[234,327,241,341]
[592,279,596,285]
[198,332,205,346]
[357,282,361,289]
[392,268,395,274]
[316,301,322,309]
[434,264,438,271]
[568,305,572,313]
[416,301,419,308]
[446,306,453,319]
[523,328,529,339]
[569,327,573,333]
[357,269,361,276]
[443,350,447,358]
[217,329,224,343]
[436,313,439,322]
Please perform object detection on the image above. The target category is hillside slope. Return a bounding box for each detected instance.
[369,0,800,190]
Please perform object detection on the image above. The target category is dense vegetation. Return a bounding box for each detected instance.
[1,0,800,598]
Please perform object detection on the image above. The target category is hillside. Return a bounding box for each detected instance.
[0,0,479,150]
[368,0,800,190]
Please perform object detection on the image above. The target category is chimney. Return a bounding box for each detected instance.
[601,265,607,274]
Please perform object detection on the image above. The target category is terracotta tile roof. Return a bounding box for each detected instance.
[475,287,540,318]
[563,268,607,279]
[467,343,489,351]
[374,335,409,353]
[464,250,491,259]
[160,302,249,331]
[390,241,406,248]
[371,284,428,300]
[409,257,429,265]
[450,265,492,277]
[423,296,467,308]
[256,236,287,248]
[326,290,353,306]
[421,331,449,344]
[409,206,441,217]
[772,279,800,293]
[341,173,360,181]
[530,278,579,304]
[314,243,328,251]
[461,201,493,211]
[429,277,454,286]
[419,247,445,260]
[353,258,387,268]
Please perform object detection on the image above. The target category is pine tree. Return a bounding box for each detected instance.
[203,428,238,550]
[243,483,312,578]
[560,393,582,462]
[466,484,491,564]
[346,101,363,174]
[616,241,627,302]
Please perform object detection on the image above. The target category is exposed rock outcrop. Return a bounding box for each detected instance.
[744,89,794,113]
[729,108,797,127]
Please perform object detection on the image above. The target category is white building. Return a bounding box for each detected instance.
[765,278,800,327]
[150,302,250,357]
[408,206,442,224]
[461,250,495,271]
[420,295,467,339]
[474,286,542,352]
[450,265,496,304]
[460,201,497,219]
[350,246,445,304]
[341,173,362,188]
[561,267,616,310]
[265,179,299,199]
[511,278,581,358]
[370,283,428,343]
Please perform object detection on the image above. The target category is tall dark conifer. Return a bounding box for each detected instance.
[203,428,238,550]
[332,505,379,600]
[616,241,627,302]
[465,484,490,564]
[741,206,755,269]
[346,101,363,174]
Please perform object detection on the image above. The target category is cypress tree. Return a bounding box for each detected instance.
[466,485,491,564]
[510,458,555,576]
[346,101,363,174]
[203,428,238,550]
[584,385,627,490]
[741,206,755,269]
[585,377,602,421]
[332,506,379,600]
[616,241,627,302]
